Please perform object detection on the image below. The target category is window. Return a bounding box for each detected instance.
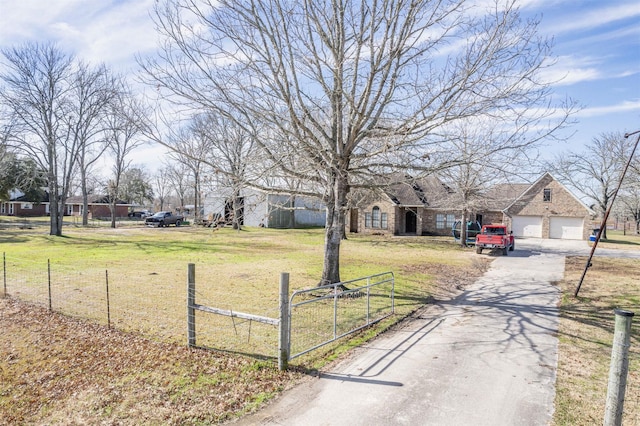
[436,213,456,229]
[543,188,551,202]
[372,206,381,228]
[365,206,387,229]
[446,214,455,226]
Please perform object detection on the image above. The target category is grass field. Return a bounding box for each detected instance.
[0,222,487,424]
[1,221,638,424]
[553,230,640,425]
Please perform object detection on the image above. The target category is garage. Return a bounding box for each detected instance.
[549,217,584,240]
[512,215,542,238]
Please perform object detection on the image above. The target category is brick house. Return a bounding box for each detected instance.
[1,193,132,218]
[503,172,594,240]
[349,172,595,240]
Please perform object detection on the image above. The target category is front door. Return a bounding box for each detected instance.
[350,209,359,233]
[405,209,417,234]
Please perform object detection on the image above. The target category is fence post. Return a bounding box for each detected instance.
[278,272,290,371]
[47,259,52,312]
[604,309,635,426]
[105,270,111,328]
[2,252,6,298]
[187,263,196,347]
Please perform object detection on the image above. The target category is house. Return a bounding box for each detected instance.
[349,172,595,240]
[203,188,326,228]
[502,172,594,240]
[1,192,132,218]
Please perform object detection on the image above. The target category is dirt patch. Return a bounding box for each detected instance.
[0,297,299,425]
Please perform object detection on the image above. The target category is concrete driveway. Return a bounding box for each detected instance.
[234,238,631,426]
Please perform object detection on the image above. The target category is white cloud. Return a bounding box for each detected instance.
[0,0,156,71]
[540,55,602,86]
[577,100,640,118]
[542,2,640,35]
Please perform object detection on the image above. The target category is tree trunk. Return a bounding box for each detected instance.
[110,200,117,228]
[320,174,348,286]
[81,169,89,226]
[460,209,468,248]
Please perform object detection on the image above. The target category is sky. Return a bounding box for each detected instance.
[0,0,639,171]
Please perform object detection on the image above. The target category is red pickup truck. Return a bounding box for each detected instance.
[475,224,515,255]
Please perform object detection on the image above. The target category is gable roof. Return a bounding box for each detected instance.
[504,172,594,214]
[384,176,453,207]
[480,183,531,211]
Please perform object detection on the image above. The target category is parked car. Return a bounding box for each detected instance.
[128,210,152,218]
[452,220,481,243]
[144,211,184,227]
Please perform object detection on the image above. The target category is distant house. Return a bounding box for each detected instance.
[348,172,595,240]
[1,192,132,218]
[203,188,326,228]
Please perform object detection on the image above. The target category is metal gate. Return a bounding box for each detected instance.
[288,272,394,360]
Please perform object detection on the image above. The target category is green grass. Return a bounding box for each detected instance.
[0,224,476,357]
[554,256,640,425]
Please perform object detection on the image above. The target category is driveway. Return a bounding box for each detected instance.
[235,238,630,426]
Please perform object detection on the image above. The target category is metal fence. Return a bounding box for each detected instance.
[288,272,395,360]
[3,252,395,369]
[187,268,395,368]
[1,252,185,344]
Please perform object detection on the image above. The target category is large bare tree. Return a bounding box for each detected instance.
[140,0,572,284]
[0,43,76,236]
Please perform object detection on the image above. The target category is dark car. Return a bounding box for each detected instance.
[128,210,152,218]
[452,220,482,243]
[144,211,184,227]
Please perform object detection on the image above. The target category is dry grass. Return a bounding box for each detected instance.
[0,225,484,425]
[554,256,640,426]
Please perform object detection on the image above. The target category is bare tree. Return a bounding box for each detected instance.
[104,89,146,228]
[437,115,557,246]
[167,120,215,224]
[153,165,173,211]
[141,0,574,284]
[71,62,119,225]
[549,132,633,239]
[163,160,192,211]
[0,42,77,236]
[190,112,260,230]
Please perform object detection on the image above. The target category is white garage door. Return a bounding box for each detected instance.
[550,217,584,240]
[512,216,542,238]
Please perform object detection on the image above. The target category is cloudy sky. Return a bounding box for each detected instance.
[0,0,638,168]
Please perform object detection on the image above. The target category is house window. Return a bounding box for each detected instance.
[436,213,456,229]
[543,188,551,202]
[365,206,387,229]
[9,204,14,215]
[1,203,5,214]
[446,214,455,225]
[372,207,380,228]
